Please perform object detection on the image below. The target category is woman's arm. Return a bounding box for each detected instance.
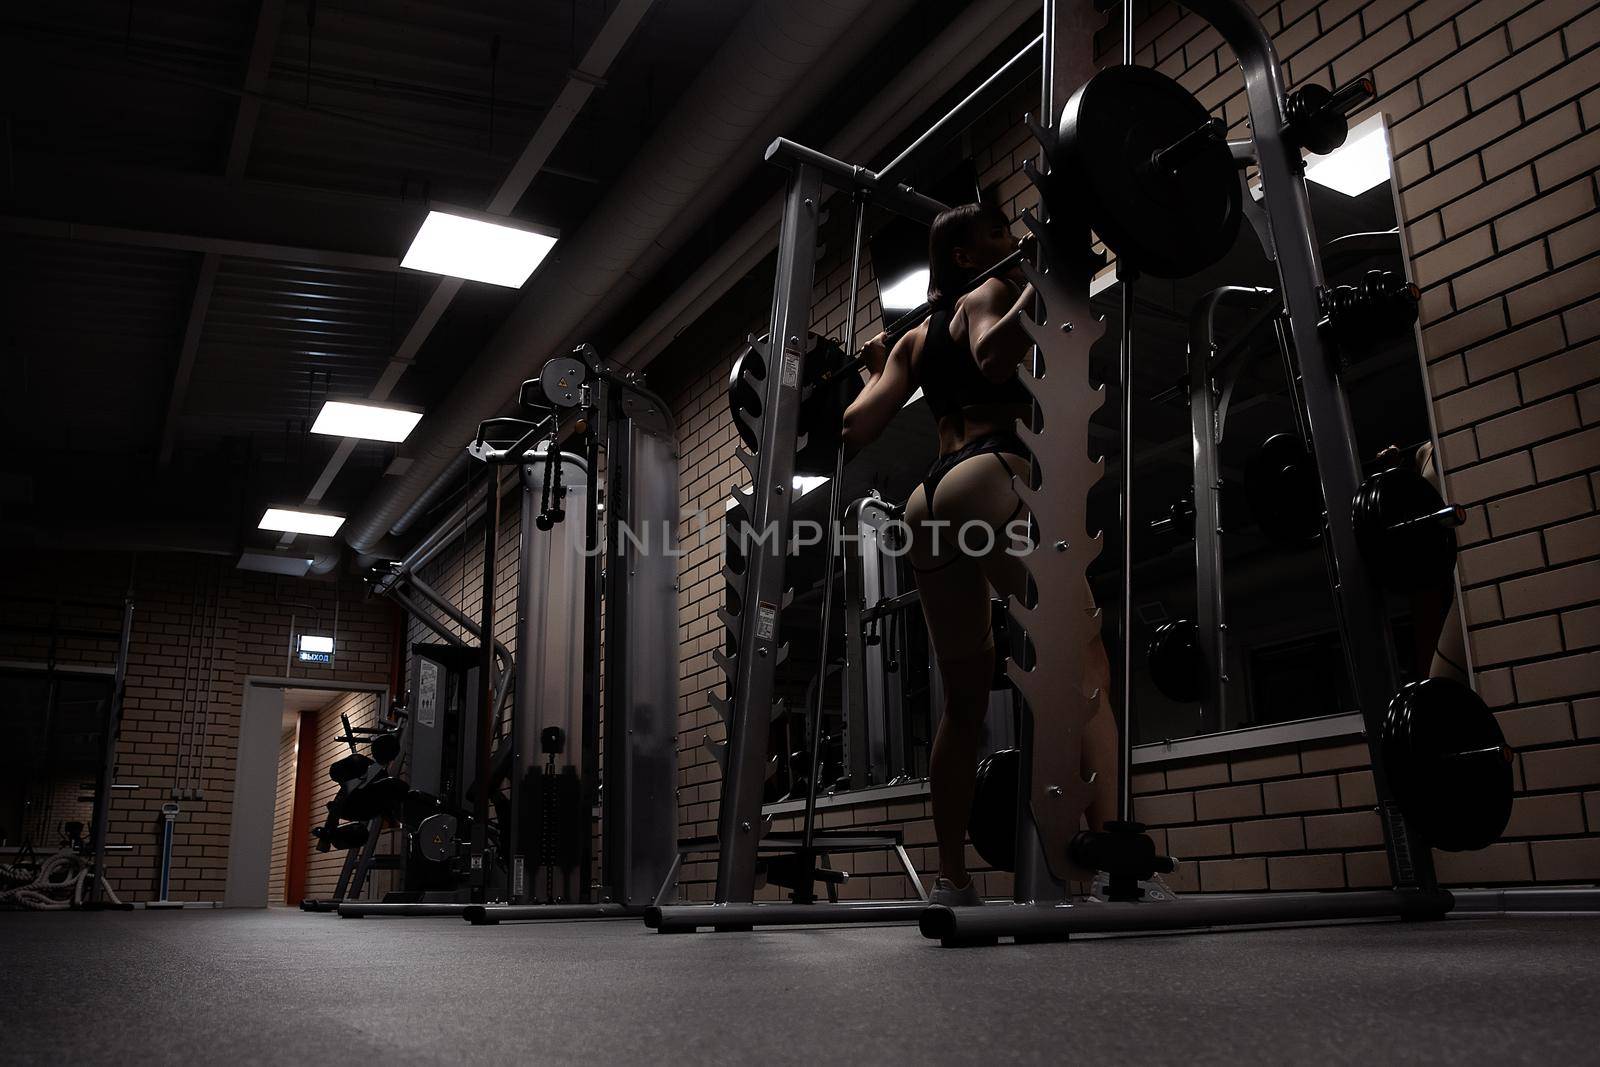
[962,277,1038,383]
[841,331,916,449]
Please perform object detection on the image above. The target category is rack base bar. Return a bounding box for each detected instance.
[336,902,476,919]
[463,903,643,925]
[920,889,1455,945]
[645,901,928,933]
[1450,887,1600,913]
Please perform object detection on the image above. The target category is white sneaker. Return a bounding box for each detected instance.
[927,877,983,907]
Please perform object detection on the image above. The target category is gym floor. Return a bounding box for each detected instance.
[5,911,1596,1063]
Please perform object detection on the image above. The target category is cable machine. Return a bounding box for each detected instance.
[341,346,682,922]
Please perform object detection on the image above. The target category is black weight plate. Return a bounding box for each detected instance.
[796,335,858,477]
[1056,65,1242,279]
[1354,466,1457,591]
[370,732,400,764]
[727,344,765,455]
[328,752,373,785]
[1246,433,1324,546]
[969,747,1020,872]
[327,822,369,851]
[1381,678,1512,852]
[341,775,410,822]
[1147,619,1206,703]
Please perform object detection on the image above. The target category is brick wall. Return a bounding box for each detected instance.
[0,552,396,901]
[646,0,1600,899]
[267,724,296,905]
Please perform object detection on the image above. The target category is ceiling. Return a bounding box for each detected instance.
[0,0,752,554]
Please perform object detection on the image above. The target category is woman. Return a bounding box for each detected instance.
[842,200,1119,906]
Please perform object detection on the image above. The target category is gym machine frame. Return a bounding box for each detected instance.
[646,26,1072,933]
[924,0,1455,944]
[0,594,136,908]
[467,349,684,924]
[300,712,408,911]
[347,350,681,921]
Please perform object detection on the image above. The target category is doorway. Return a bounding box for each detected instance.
[224,679,387,907]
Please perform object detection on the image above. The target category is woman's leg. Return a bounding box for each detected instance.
[906,482,996,888]
[939,454,1123,834]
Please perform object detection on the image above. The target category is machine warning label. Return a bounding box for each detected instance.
[755,601,779,641]
[781,350,801,389]
[418,659,438,728]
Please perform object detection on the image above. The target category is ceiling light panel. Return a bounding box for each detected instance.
[401,210,558,288]
[258,508,345,536]
[311,401,424,443]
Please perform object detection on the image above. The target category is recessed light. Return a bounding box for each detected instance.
[311,400,424,443]
[401,209,558,287]
[1304,114,1391,198]
[258,508,345,536]
[879,268,930,312]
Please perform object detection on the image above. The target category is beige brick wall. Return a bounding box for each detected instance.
[0,552,397,902]
[267,724,296,906]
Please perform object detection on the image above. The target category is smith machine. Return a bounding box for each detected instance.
[650,0,1514,939]
[339,347,682,922]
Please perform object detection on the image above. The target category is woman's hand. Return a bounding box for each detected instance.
[859,331,890,380]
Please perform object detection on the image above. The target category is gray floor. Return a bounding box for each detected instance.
[2,909,1597,1064]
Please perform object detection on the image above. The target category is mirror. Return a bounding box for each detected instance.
[760,114,1468,800]
[1090,114,1469,745]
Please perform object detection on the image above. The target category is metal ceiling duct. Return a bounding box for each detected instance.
[611,0,1043,371]
[342,0,918,553]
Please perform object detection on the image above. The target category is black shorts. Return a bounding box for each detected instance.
[920,430,1029,505]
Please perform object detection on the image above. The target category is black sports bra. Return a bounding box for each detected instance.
[918,304,1030,421]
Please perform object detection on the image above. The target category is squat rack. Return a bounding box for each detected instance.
[649,28,1052,934]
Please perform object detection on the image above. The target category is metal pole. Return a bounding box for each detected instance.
[797,195,867,902]
[88,595,134,904]
[1183,0,1431,889]
[879,34,1045,181]
[1115,0,1136,826]
[473,467,501,903]
[714,162,824,903]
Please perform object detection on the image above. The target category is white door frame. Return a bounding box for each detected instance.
[223,676,388,907]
